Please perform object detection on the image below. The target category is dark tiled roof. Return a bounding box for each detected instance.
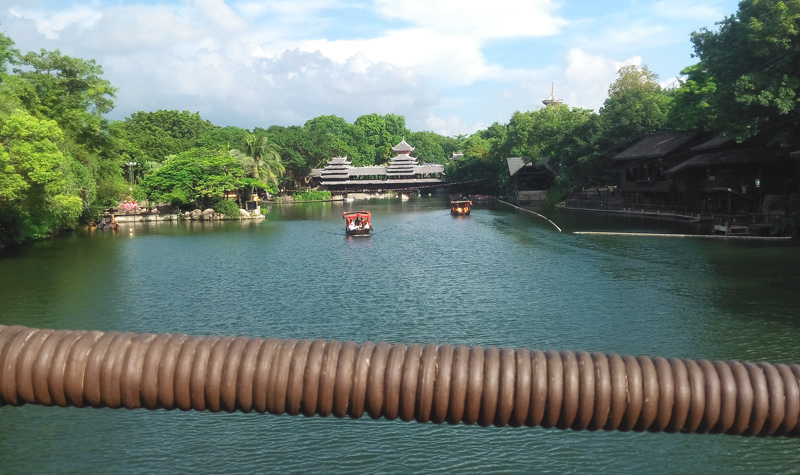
[665,149,777,175]
[690,136,734,152]
[613,131,704,161]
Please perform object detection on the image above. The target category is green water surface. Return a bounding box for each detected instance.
[1,197,799,473]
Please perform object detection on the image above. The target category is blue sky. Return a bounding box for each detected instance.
[0,0,742,136]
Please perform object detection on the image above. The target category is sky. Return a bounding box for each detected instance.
[0,0,742,136]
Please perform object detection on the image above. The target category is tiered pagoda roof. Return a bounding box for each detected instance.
[542,84,563,107]
[386,147,419,178]
[310,140,445,189]
[319,156,351,182]
[392,139,415,154]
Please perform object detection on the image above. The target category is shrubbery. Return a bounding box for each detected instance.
[213,199,242,218]
[292,190,332,201]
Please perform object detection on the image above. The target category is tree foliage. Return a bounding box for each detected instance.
[140,148,246,209]
[230,133,285,197]
[0,109,82,244]
[598,65,672,147]
[0,33,126,245]
[678,0,800,150]
[123,110,216,165]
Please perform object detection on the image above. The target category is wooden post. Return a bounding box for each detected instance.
[726,189,732,236]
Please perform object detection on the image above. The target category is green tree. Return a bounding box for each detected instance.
[407,131,447,164]
[683,0,800,150]
[14,48,116,120]
[140,148,246,209]
[354,113,397,164]
[123,110,215,164]
[598,65,671,146]
[11,46,125,213]
[304,115,365,165]
[197,126,248,150]
[0,32,19,71]
[0,110,82,244]
[230,133,285,196]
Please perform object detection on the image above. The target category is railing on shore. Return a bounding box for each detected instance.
[563,199,705,221]
[713,213,783,235]
[2,324,799,438]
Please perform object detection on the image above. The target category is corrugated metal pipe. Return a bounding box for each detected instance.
[1,325,799,437]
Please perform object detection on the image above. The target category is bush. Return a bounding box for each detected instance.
[163,191,188,207]
[292,190,332,201]
[213,199,242,218]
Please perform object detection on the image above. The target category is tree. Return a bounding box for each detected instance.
[196,126,248,150]
[11,46,125,213]
[140,148,246,209]
[0,110,82,244]
[354,114,398,164]
[304,115,365,165]
[407,131,447,164]
[598,65,672,147]
[683,0,800,150]
[13,48,116,120]
[666,63,718,131]
[123,110,216,163]
[0,32,19,71]
[229,133,285,196]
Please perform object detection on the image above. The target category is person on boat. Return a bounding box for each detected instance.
[364,221,371,230]
[348,219,356,231]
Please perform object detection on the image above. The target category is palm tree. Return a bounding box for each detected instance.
[230,133,285,200]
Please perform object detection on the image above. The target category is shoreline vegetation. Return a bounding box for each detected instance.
[2,0,799,246]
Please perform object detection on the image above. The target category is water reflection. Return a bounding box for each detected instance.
[1,197,799,473]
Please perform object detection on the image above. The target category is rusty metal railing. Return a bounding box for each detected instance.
[1,325,798,437]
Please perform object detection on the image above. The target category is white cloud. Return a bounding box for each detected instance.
[562,48,641,111]
[0,0,730,135]
[190,0,246,32]
[424,114,480,137]
[105,46,439,129]
[374,0,567,40]
[291,29,501,87]
[8,5,102,39]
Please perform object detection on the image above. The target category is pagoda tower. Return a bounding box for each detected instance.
[386,138,417,179]
[542,83,563,107]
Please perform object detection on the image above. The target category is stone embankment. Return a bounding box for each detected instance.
[110,207,263,223]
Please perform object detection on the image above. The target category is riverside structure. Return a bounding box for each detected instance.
[309,139,445,193]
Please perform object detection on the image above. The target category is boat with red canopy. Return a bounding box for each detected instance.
[343,211,372,236]
[450,200,472,216]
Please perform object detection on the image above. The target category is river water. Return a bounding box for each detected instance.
[1,197,799,473]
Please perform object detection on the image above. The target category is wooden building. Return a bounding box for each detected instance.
[613,130,800,233]
[309,139,445,192]
[507,157,554,205]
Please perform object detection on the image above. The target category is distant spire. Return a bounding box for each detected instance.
[542,83,563,107]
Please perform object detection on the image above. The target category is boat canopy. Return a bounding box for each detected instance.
[343,211,371,220]
[343,211,371,225]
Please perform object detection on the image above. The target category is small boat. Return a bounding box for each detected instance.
[343,211,373,236]
[450,200,472,216]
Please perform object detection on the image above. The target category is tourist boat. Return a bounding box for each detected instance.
[450,200,472,216]
[343,211,372,236]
